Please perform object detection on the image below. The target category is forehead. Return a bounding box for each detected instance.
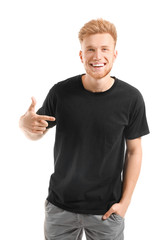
[81,33,115,48]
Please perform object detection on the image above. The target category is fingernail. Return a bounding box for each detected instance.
[103,216,107,219]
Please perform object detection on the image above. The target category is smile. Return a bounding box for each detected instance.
[90,63,106,68]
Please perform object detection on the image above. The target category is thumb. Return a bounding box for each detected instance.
[28,96,37,112]
[103,207,114,220]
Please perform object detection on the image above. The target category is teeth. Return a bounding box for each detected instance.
[92,63,104,67]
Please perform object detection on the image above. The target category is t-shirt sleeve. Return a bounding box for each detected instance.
[124,90,150,139]
[36,84,57,129]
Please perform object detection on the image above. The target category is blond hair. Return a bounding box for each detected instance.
[78,18,117,47]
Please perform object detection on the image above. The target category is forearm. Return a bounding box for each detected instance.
[103,139,143,219]
[120,148,142,206]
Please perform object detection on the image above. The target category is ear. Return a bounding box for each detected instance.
[79,50,84,63]
[113,49,118,62]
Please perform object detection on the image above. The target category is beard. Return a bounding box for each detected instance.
[85,63,112,80]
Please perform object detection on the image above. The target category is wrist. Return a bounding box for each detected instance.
[119,197,131,207]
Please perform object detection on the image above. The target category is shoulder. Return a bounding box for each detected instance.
[115,77,141,96]
[115,76,145,106]
[48,75,80,95]
[57,75,80,88]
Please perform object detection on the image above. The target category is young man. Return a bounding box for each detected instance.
[19,19,150,240]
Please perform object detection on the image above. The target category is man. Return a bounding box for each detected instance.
[19,18,150,240]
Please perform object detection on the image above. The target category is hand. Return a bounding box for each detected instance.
[19,97,56,135]
[102,202,129,220]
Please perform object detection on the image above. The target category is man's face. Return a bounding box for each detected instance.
[79,33,117,80]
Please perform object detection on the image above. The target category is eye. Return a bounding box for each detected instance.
[88,49,94,52]
[102,48,108,51]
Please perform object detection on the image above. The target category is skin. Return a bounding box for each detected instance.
[19,32,143,221]
[79,33,118,93]
[19,97,54,140]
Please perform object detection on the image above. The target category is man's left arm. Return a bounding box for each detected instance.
[103,137,142,220]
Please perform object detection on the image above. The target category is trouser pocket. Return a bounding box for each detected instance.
[45,200,64,214]
[109,213,125,223]
[45,199,49,208]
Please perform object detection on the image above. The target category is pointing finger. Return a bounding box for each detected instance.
[37,115,56,122]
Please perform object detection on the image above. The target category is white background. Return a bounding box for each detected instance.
[0,0,165,239]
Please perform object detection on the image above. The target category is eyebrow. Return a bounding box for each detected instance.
[85,45,110,49]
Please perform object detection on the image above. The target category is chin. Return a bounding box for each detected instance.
[86,68,112,80]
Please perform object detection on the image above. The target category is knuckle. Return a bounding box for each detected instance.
[38,131,44,135]
[32,121,38,127]
[31,125,36,130]
[111,206,115,212]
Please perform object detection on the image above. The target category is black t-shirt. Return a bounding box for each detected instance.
[36,74,150,215]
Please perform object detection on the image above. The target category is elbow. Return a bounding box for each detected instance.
[126,147,142,158]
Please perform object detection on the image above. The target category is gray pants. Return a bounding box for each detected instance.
[44,200,125,240]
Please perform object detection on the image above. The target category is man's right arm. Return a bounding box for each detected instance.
[19,97,56,141]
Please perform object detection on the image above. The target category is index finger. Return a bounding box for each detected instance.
[37,115,56,121]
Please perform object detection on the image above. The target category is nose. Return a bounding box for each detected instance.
[93,49,102,61]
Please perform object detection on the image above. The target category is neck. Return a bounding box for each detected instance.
[82,73,114,93]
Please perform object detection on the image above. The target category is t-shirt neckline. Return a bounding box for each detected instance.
[79,74,118,96]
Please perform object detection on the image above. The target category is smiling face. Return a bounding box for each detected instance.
[79,33,117,80]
